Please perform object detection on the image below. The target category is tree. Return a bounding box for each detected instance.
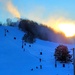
[6,18,12,26]
[54,45,72,63]
[0,22,2,26]
[22,32,36,43]
[18,19,39,37]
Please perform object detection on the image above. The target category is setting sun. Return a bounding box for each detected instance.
[58,23,75,37]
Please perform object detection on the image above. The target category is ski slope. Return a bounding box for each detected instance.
[0,26,74,75]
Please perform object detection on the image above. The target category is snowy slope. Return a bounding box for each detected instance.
[0,26,74,75]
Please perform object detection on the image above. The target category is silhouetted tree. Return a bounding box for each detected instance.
[19,19,39,38]
[18,18,72,44]
[0,22,2,26]
[54,45,72,63]
[22,32,36,43]
[6,18,12,26]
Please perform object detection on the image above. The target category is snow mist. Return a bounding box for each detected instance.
[6,1,20,18]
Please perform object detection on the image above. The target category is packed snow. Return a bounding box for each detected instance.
[0,26,74,75]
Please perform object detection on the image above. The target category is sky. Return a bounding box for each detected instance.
[1,0,75,36]
[0,0,75,23]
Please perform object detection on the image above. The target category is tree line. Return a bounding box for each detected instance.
[18,18,72,44]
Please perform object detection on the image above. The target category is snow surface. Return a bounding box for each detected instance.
[0,26,74,75]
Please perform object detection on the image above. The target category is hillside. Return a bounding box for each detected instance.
[0,25,74,75]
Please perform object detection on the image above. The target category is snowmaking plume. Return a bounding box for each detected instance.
[6,1,20,18]
[0,0,20,18]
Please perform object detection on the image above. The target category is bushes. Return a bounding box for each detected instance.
[54,45,72,63]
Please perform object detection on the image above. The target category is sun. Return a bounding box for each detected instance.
[58,23,75,37]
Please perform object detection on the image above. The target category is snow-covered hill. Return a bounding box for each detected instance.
[0,26,74,75]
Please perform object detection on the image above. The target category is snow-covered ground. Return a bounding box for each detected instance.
[0,26,74,75]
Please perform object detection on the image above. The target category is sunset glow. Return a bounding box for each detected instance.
[58,23,75,37]
[44,17,75,37]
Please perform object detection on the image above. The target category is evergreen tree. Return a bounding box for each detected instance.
[54,45,72,63]
[22,32,36,43]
